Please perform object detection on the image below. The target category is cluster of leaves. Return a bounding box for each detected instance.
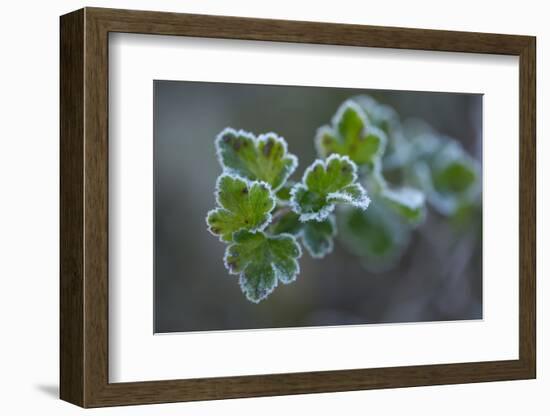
[207,128,369,303]
[206,96,481,302]
[335,96,481,271]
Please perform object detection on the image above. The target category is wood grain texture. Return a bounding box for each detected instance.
[518,38,536,375]
[59,7,536,408]
[88,7,532,54]
[59,8,84,407]
[83,10,110,406]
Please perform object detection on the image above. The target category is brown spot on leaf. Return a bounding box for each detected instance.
[232,138,242,151]
[263,139,274,157]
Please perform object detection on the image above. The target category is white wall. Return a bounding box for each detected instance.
[0,0,545,414]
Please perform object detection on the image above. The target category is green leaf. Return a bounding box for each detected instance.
[270,210,302,235]
[224,230,302,303]
[315,100,386,166]
[408,140,480,216]
[407,132,441,161]
[290,154,370,222]
[216,128,298,191]
[206,174,275,242]
[352,96,410,170]
[380,187,426,225]
[409,161,458,215]
[338,202,410,272]
[431,140,478,195]
[270,211,336,258]
[302,216,337,258]
[275,180,295,205]
[352,95,400,136]
[433,161,477,194]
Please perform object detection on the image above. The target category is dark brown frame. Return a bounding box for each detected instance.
[60,7,536,408]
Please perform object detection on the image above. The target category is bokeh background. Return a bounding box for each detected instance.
[154,80,482,333]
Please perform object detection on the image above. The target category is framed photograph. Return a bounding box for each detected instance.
[60,7,536,408]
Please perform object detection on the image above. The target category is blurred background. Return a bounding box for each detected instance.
[154,80,482,333]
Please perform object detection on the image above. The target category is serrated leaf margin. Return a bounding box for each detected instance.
[205,173,276,242]
[215,127,298,191]
[314,100,388,164]
[289,154,370,222]
[222,232,303,303]
[301,215,338,259]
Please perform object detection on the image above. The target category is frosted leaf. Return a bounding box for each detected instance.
[315,100,386,166]
[224,230,302,303]
[271,211,336,259]
[432,141,479,194]
[381,187,426,225]
[352,95,400,136]
[338,202,411,273]
[206,174,275,242]
[290,154,370,222]
[270,210,302,236]
[216,128,298,191]
[302,215,337,258]
[274,180,295,206]
[409,140,481,216]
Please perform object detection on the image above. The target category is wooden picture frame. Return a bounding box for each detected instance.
[60,7,536,408]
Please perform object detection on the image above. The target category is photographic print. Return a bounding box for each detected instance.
[60,9,535,406]
[154,81,482,333]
